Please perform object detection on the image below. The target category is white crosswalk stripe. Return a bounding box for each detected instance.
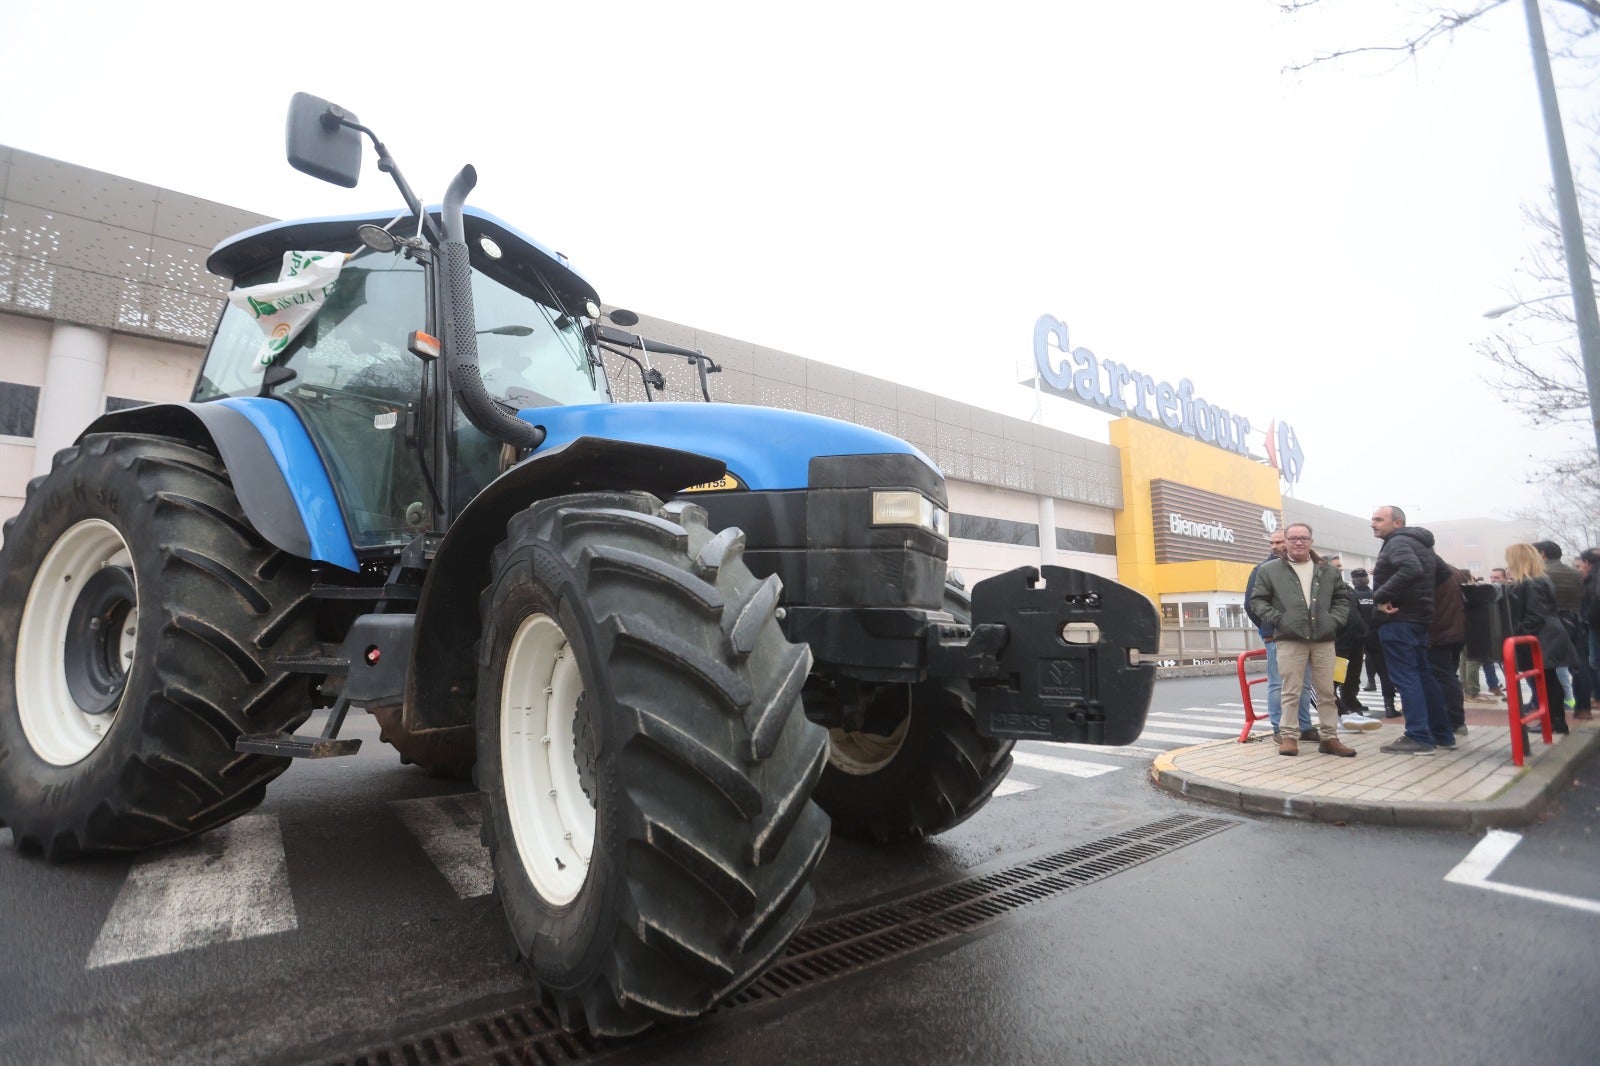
[1050,742,1171,759]
[994,778,1039,796]
[87,814,296,969]
[1009,751,1120,779]
[1158,710,1246,723]
[392,794,494,899]
[1139,730,1230,746]
[1143,716,1247,736]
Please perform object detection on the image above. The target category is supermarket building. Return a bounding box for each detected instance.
[1,146,1428,659]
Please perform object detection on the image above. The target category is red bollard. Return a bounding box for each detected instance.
[1502,635,1552,767]
[1237,648,1268,743]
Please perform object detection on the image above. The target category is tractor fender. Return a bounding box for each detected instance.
[78,399,359,572]
[403,436,725,734]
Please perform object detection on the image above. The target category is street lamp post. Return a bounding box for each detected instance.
[1482,291,1575,319]
[1522,0,1600,461]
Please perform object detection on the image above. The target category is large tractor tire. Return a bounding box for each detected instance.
[476,492,830,1037]
[810,582,1014,843]
[0,434,316,860]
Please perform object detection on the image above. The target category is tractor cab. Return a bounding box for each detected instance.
[195,208,608,549]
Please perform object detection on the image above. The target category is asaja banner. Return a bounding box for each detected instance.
[226,251,346,375]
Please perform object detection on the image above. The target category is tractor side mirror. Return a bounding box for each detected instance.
[286,92,363,188]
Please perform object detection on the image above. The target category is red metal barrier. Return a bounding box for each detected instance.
[1236,648,1268,743]
[1503,635,1552,767]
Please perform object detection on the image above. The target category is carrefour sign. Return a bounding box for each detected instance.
[1032,314,1304,482]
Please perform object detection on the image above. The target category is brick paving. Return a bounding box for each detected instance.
[1149,693,1600,827]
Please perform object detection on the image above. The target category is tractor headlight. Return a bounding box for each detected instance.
[871,490,948,537]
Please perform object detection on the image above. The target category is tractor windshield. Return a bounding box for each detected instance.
[469,263,607,409]
[195,248,432,551]
[194,219,611,549]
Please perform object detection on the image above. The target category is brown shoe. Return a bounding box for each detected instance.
[1278,735,1299,756]
[1319,738,1357,758]
[1575,710,1594,720]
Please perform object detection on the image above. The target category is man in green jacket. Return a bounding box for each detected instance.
[1246,522,1357,758]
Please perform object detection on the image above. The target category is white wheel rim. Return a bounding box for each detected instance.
[827,686,911,775]
[16,519,137,766]
[501,612,594,905]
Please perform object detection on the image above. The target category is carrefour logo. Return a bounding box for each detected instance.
[1031,314,1305,483]
[1168,513,1236,544]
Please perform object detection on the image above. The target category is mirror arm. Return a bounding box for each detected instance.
[326,112,443,244]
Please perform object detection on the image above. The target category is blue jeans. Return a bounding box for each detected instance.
[1380,622,1452,747]
[1482,656,1501,691]
[1266,639,1313,732]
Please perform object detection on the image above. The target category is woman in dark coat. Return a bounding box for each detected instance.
[1505,543,1578,733]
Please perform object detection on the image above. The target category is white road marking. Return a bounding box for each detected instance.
[0,827,10,848]
[994,778,1039,797]
[1050,742,1170,759]
[87,815,296,969]
[1217,702,1245,709]
[393,794,494,899]
[1182,706,1243,714]
[1165,712,1246,725]
[1009,751,1119,779]
[1139,730,1229,746]
[1444,830,1600,916]
[1144,715,1249,735]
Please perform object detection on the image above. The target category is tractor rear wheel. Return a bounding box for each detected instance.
[0,434,316,859]
[476,492,829,1036]
[810,582,1014,843]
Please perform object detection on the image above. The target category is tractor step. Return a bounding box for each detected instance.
[235,732,362,759]
[275,653,351,674]
[311,582,419,602]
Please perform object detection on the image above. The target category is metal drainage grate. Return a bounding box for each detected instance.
[329,813,1233,1065]
[723,812,1233,1009]
[329,1003,604,1066]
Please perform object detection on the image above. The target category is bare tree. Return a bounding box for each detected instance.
[1280,0,1600,72]
[1284,1,1600,515]
[1479,166,1598,425]
[1513,473,1600,551]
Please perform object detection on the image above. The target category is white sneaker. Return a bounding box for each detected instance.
[1340,713,1382,732]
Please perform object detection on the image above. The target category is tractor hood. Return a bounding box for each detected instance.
[518,403,938,491]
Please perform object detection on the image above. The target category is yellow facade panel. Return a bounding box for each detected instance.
[1110,417,1282,604]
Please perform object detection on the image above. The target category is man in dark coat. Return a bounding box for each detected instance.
[1578,548,1600,720]
[1535,541,1590,715]
[1370,505,1454,755]
[1428,562,1470,736]
[1335,569,1370,716]
[1354,568,1396,713]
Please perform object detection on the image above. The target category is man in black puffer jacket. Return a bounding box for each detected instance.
[1370,505,1455,756]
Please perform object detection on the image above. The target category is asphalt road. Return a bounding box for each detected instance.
[0,675,1595,1065]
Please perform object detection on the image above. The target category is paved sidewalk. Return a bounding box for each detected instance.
[1149,698,1600,829]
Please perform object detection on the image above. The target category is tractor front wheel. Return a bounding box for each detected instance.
[476,492,829,1036]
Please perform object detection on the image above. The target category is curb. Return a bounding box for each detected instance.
[1148,722,1600,830]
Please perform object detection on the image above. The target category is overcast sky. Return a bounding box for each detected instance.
[2,1,1595,524]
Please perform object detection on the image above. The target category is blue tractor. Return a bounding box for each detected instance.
[0,95,1157,1035]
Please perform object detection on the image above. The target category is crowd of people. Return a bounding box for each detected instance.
[1243,506,1600,758]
